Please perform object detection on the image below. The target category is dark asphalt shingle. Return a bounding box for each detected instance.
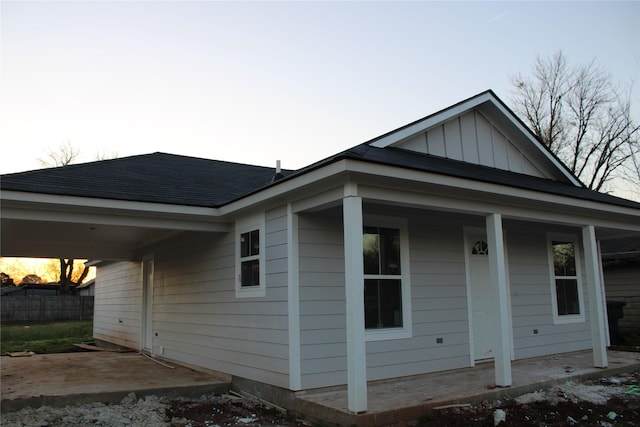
[0,153,287,208]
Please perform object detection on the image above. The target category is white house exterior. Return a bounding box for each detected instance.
[2,91,639,414]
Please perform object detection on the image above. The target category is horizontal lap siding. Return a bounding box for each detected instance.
[507,227,591,359]
[603,264,640,334]
[298,213,347,389]
[94,261,142,349]
[298,210,595,389]
[367,217,470,380]
[151,206,290,388]
[299,211,473,388]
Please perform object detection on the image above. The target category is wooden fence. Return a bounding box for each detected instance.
[1,296,94,322]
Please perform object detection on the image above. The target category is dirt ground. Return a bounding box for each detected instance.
[2,370,639,426]
[165,372,640,427]
[420,371,640,426]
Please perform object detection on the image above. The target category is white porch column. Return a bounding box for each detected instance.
[582,225,608,368]
[343,183,367,413]
[486,213,512,386]
[287,204,302,390]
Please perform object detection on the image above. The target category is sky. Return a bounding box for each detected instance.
[1,1,639,190]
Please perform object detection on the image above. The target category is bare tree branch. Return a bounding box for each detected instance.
[511,51,640,194]
[38,139,81,168]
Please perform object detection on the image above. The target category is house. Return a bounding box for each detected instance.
[76,278,95,296]
[2,91,639,414]
[0,283,78,296]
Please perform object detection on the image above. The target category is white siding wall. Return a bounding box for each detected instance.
[149,206,290,388]
[93,206,291,388]
[298,210,595,390]
[507,226,592,358]
[298,210,472,389]
[94,261,142,349]
[366,214,471,381]
[298,213,348,389]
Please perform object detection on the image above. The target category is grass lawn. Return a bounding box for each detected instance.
[1,320,93,354]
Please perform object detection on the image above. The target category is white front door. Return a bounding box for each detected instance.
[468,235,495,361]
[142,256,154,352]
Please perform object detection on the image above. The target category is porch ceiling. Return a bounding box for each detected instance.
[0,191,230,260]
[1,217,186,260]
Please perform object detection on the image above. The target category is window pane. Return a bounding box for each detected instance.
[364,279,402,329]
[556,279,580,315]
[380,228,401,275]
[241,259,260,287]
[363,228,380,275]
[241,229,260,258]
[240,232,250,258]
[553,241,576,276]
[250,230,260,256]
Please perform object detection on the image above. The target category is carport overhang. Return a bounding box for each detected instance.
[1,190,230,260]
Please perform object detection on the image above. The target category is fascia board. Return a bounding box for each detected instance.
[347,161,640,229]
[370,92,494,149]
[217,157,637,229]
[218,160,351,216]
[1,190,228,232]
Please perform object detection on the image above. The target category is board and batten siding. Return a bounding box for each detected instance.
[399,110,546,178]
[507,226,592,359]
[93,261,142,349]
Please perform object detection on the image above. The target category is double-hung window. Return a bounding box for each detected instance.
[548,234,584,323]
[240,230,260,287]
[363,217,411,340]
[236,214,265,298]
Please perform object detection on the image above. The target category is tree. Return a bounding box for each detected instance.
[21,274,44,284]
[59,259,90,295]
[38,139,81,168]
[510,51,640,193]
[36,141,96,294]
[1,272,15,287]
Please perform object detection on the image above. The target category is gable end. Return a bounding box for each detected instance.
[370,91,581,185]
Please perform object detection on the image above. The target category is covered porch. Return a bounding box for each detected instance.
[291,172,640,413]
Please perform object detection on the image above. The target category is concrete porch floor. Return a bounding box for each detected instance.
[0,351,230,413]
[1,350,639,426]
[295,350,640,426]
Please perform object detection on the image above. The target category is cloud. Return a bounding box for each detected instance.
[490,11,509,22]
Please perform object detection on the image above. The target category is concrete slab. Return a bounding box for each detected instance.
[1,351,230,413]
[2,349,639,426]
[295,350,640,426]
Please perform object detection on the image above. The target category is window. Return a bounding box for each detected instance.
[548,235,584,323]
[240,230,260,287]
[363,217,411,340]
[236,214,265,298]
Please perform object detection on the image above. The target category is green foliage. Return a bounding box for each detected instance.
[0,320,93,354]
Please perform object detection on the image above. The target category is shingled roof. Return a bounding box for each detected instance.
[316,144,640,210]
[2,144,639,211]
[0,153,288,208]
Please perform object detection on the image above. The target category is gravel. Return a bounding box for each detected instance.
[2,374,639,426]
[1,391,301,427]
[1,393,170,427]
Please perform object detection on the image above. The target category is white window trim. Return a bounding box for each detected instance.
[547,232,585,324]
[235,212,266,298]
[364,215,412,342]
